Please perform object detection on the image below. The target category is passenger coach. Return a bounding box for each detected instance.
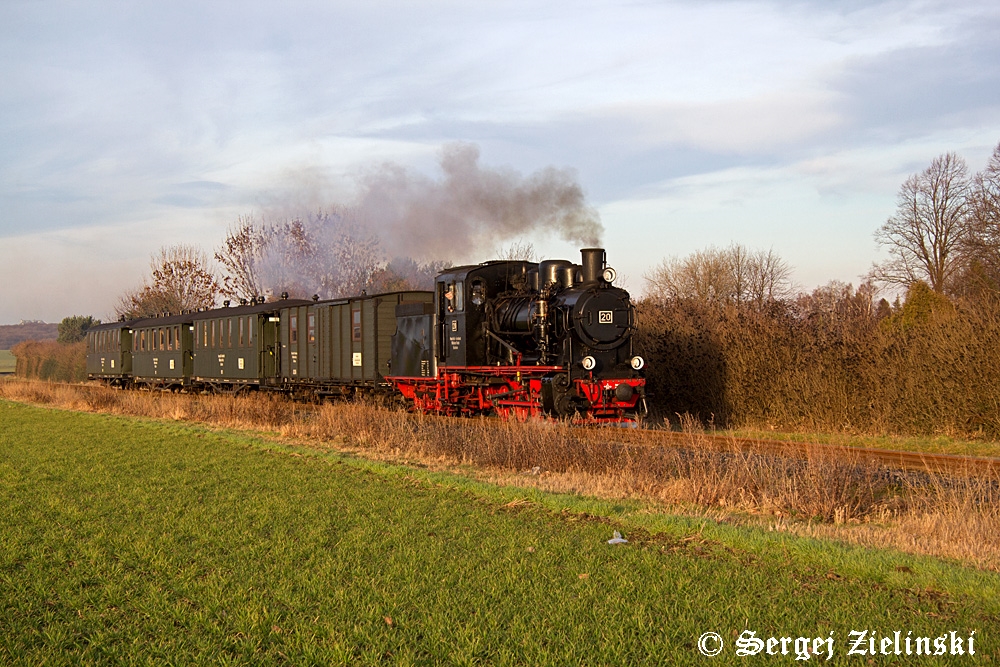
[85,320,133,386]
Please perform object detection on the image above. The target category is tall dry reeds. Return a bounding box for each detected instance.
[2,379,998,569]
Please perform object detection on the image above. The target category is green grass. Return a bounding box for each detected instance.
[0,350,15,374]
[0,401,997,665]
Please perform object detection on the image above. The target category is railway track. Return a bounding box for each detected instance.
[7,378,1000,477]
[578,426,1000,477]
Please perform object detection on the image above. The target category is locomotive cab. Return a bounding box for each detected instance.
[434,260,535,368]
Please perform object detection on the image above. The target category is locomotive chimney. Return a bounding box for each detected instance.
[581,248,605,284]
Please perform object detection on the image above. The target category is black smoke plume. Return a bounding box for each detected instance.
[355,143,603,259]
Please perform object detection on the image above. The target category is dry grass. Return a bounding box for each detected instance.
[3,378,999,570]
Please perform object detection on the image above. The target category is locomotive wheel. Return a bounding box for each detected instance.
[551,374,575,417]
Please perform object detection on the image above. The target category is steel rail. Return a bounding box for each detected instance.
[577,426,1000,476]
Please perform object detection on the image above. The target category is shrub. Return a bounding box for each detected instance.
[11,340,86,382]
[636,292,1000,437]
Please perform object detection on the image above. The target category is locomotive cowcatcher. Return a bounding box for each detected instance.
[388,248,646,422]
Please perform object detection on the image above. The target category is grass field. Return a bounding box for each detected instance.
[0,350,15,374]
[0,400,997,664]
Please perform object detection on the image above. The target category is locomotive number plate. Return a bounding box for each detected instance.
[599,310,613,324]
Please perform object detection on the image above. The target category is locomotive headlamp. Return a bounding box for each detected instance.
[581,355,597,371]
[630,355,645,370]
[602,266,617,283]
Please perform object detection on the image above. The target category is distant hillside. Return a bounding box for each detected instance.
[0,322,58,349]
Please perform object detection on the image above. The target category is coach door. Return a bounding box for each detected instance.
[261,315,278,380]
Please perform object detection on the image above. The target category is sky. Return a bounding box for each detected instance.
[2,0,999,324]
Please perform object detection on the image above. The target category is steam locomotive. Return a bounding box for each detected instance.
[86,248,645,422]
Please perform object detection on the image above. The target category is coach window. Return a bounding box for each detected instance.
[246,316,253,345]
[174,326,180,350]
[238,317,245,347]
[351,305,361,341]
[290,314,298,344]
[167,326,173,351]
[308,312,316,343]
[211,320,216,349]
[227,318,233,348]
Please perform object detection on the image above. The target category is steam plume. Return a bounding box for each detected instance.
[355,143,603,259]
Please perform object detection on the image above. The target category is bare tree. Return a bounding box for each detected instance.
[116,245,220,319]
[495,239,539,261]
[960,142,1000,292]
[873,152,971,293]
[644,244,792,307]
[304,210,383,298]
[794,280,880,322]
[215,215,266,301]
[257,218,316,299]
[645,247,734,304]
[216,207,451,301]
[367,257,451,293]
[733,246,793,306]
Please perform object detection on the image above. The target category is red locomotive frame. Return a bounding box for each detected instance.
[389,366,645,422]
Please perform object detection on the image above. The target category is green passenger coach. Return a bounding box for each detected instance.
[130,313,194,389]
[191,298,312,390]
[279,291,433,395]
[86,321,133,385]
